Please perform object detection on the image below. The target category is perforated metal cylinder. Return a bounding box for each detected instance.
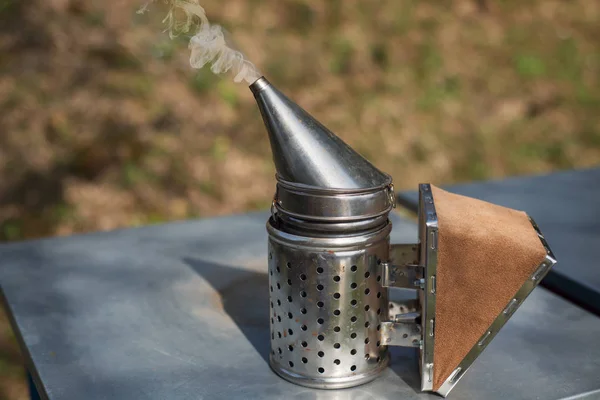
[267,219,391,389]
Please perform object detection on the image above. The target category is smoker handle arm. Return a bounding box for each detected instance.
[377,243,425,348]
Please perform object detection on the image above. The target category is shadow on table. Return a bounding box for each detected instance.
[388,347,422,395]
[183,257,271,365]
[183,258,423,394]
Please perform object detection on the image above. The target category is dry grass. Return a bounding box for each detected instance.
[0,0,599,396]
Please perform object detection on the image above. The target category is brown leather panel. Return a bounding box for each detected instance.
[431,186,547,391]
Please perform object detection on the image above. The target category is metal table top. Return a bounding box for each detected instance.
[1,211,599,399]
[397,167,600,316]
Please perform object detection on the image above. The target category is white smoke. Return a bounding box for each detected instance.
[138,0,261,84]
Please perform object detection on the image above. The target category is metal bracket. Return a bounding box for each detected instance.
[381,262,422,288]
[388,299,419,316]
[387,183,397,208]
[381,243,422,288]
[380,242,424,348]
[270,187,280,221]
[390,243,420,266]
[380,317,422,348]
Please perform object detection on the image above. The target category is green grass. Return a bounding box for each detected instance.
[1,219,22,241]
[103,74,155,99]
[151,39,177,61]
[211,136,231,161]
[329,37,354,75]
[217,80,239,108]
[284,1,315,33]
[189,68,217,94]
[122,162,155,188]
[515,54,546,78]
[84,10,105,26]
[370,43,389,69]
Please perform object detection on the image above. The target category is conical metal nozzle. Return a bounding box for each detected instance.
[250,77,391,191]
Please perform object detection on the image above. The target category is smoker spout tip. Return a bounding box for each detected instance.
[249,76,270,96]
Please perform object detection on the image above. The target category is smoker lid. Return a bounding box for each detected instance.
[250,77,391,191]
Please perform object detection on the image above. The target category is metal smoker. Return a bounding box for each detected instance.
[249,77,557,396]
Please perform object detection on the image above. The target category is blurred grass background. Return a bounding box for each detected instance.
[0,0,599,397]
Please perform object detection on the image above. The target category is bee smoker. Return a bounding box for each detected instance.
[249,77,557,396]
